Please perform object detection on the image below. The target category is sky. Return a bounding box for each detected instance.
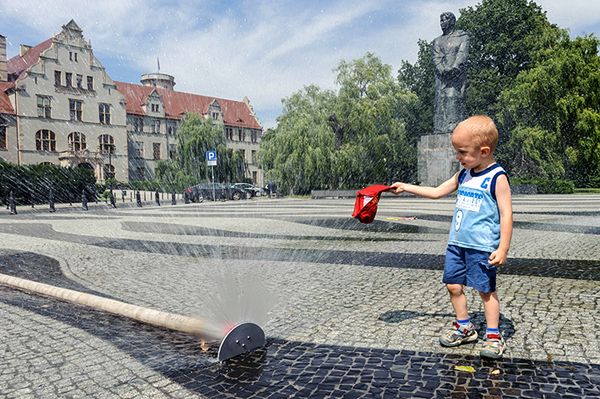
[1,0,599,129]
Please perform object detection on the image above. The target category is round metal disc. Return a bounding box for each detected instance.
[217,322,266,362]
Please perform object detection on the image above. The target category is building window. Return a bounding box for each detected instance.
[65,72,72,87]
[133,117,143,133]
[151,103,159,112]
[0,126,6,150]
[211,112,219,120]
[251,150,257,164]
[153,143,161,160]
[87,76,94,91]
[153,119,160,134]
[169,144,176,160]
[69,99,83,121]
[134,141,144,158]
[251,130,258,143]
[69,51,78,62]
[238,129,245,142]
[226,127,233,141]
[167,122,176,135]
[252,171,257,184]
[103,164,115,180]
[68,132,87,151]
[239,149,246,162]
[98,134,115,154]
[37,96,52,118]
[54,71,61,86]
[76,74,83,89]
[99,103,111,125]
[35,129,56,152]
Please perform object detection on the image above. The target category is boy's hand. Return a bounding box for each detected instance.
[390,182,405,194]
[489,249,508,266]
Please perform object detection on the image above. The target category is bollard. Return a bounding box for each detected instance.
[155,190,160,206]
[171,191,176,205]
[48,189,55,213]
[109,191,117,208]
[81,190,88,211]
[136,191,142,207]
[8,190,17,215]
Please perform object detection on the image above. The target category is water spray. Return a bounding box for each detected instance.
[0,273,266,362]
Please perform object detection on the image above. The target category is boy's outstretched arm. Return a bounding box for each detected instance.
[391,172,459,199]
[489,175,513,266]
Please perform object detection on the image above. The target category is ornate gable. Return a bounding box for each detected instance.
[55,19,91,49]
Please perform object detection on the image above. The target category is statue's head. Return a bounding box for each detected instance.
[440,12,456,34]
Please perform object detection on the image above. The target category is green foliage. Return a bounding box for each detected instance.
[511,177,575,194]
[398,39,434,140]
[499,126,564,179]
[0,161,96,204]
[457,0,563,116]
[499,35,600,186]
[259,85,336,194]
[153,113,246,189]
[260,54,417,194]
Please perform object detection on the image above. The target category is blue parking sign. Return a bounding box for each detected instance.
[206,150,217,161]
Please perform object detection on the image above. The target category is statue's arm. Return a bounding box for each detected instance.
[432,39,446,75]
[451,33,469,71]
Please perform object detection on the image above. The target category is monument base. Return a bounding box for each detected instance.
[417,133,460,187]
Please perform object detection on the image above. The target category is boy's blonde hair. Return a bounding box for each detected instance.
[455,115,499,152]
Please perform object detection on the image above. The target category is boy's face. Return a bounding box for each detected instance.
[451,126,490,170]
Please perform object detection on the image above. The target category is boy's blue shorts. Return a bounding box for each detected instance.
[443,245,496,293]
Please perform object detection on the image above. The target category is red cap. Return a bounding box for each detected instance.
[352,184,394,223]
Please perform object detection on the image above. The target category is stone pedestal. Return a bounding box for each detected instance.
[417,133,459,187]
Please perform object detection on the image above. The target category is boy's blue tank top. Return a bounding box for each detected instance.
[448,163,507,253]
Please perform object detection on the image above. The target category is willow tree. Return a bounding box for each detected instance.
[333,53,417,186]
[259,85,336,195]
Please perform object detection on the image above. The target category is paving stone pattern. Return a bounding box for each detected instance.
[0,195,599,398]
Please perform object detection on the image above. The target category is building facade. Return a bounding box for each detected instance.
[0,20,263,185]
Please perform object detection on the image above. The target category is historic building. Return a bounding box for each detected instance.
[0,20,263,185]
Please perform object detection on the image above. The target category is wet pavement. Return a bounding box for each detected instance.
[0,195,599,398]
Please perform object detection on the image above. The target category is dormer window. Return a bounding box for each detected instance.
[69,51,78,62]
[151,103,159,113]
[212,112,219,120]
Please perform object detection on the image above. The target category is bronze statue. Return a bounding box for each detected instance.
[432,12,469,134]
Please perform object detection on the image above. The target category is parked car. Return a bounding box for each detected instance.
[232,183,264,197]
[185,183,249,201]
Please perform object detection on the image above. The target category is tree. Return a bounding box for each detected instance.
[259,85,336,195]
[260,54,417,194]
[457,0,562,117]
[498,35,600,185]
[333,53,417,186]
[398,39,435,141]
[156,113,246,188]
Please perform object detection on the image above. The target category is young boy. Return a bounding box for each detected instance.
[392,115,513,359]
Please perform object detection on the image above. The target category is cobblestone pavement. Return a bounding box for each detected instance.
[0,195,599,398]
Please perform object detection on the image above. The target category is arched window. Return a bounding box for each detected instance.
[98,134,114,154]
[68,132,87,151]
[36,129,56,152]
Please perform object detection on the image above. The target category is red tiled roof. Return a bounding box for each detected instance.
[0,82,15,114]
[114,81,261,129]
[7,38,53,81]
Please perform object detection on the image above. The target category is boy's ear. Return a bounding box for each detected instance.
[480,146,491,156]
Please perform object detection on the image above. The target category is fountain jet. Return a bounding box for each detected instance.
[0,273,266,361]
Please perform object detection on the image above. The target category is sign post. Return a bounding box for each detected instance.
[206,150,217,201]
